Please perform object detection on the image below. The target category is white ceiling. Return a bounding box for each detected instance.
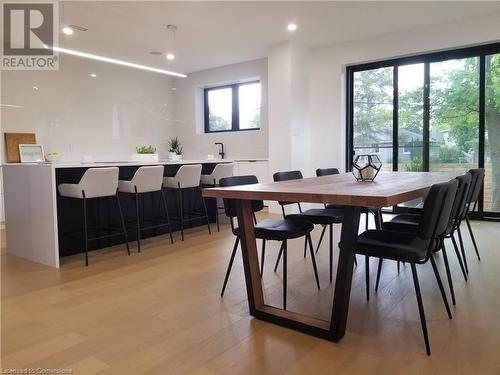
[62,1,499,74]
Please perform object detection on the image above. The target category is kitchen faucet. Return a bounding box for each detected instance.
[215,142,225,159]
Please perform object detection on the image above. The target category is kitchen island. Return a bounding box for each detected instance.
[2,159,232,267]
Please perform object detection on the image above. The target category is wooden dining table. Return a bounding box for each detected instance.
[202,171,456,342]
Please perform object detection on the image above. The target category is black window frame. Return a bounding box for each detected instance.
[345,42,500,220]
[204,80,261,133]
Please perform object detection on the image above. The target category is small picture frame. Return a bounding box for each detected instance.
[18,144,45,163]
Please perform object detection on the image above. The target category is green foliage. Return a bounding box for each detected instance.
[168,137,183,154]
[438,144,462,163]
[405,156,423,172]
[135,145,156,154]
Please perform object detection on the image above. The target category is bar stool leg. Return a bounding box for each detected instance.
[116,192,130,256]
[83,193,89,266]
[160,189,174,244]
[283,239,288,310]
[177,184,184,241]
[135,188,141,253]
[200,186,211,235]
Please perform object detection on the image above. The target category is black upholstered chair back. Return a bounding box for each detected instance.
[316,168,340,177]
[219,175,264,218]
[467,168,485,205]
[451,173,472,223]
[418,179,458,241]
[273,170,303,207]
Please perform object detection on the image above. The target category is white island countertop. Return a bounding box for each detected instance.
[2,159,233,168]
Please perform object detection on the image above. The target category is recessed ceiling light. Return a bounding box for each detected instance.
[287,23,297,32]
[171,87,177,91]
[166,53,175,60]
[89,73,97,78]
[62,26,73,35]
[33,86,39,91]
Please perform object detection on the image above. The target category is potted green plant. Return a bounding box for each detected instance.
[168,137,183,161]
[132,145,159,162]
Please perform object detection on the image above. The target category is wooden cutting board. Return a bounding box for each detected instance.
[4,133,37,162]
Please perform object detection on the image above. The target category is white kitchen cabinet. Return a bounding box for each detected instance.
[234,160,269,183]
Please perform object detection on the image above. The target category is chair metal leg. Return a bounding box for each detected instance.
[375,258,383,292]
[216,201,220,232]
[329,224,333,282]
[135,191,141,253]
[116,193,130,256]
[451,234,467,281]
[160,189,174,244]
[83,196,89,266]
[430,256,452,319]
[465,217,480,261]
[283,240,287,310]
[365,211,369,230]
[365,255,370,301]
[457,226,468,274]
[307,234,320,290]
[397,261,400,273]
[200,186,212,235]
[303,237,307,259]
[410,263,431,356]
[441,242,456,306]
[260,239,266,277]
[274,241,285,272]
[315,225,327,254]
[220,236,240,297]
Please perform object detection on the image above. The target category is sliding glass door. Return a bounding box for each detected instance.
[429,57,479,175]
[347,43,500,219]
[485,53,500,213]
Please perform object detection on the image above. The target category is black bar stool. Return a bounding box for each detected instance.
[118,166,174,252]
[201,163,234,231]
[58,167,130,266]
[163,164,211,241]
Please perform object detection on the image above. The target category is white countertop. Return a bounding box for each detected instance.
[2,159,234,168]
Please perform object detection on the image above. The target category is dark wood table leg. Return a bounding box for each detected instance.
[235,199,264,314]
[235,200,361,341]
[331,206,361,341]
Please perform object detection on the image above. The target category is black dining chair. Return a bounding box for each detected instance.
[273,170,344,282]
[377,173,472,306]
[460,168,485,268]
[219,175,320,310]
[355,178,458,355]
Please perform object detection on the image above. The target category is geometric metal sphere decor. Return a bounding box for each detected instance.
[352,154,382,181]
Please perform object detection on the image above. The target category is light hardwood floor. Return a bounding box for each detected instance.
[1,213,499,374]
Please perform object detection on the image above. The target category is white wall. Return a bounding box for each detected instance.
[1,54,176,163]
[307,12,500,173]
[172,58,268,160]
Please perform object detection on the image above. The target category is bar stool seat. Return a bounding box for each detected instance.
[58,167,130,266]
[118,166,173,252]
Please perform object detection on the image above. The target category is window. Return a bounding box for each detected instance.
[346,42,500,218]
[204,81,261,133]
